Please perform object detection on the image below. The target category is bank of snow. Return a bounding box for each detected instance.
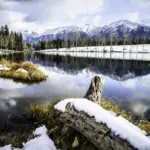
[39,44,150,61]
[55,98,150,150]
[0,126,56,150]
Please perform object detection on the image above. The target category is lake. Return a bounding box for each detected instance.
[0,51,150,127]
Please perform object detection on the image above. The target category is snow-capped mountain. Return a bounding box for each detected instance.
[24,26,87,44]
[81,24,97,34]
[90,20,150,40]
[43,26,83,35]
[23,20,150,44]
[23,30,39,43]
[108,20,139,30]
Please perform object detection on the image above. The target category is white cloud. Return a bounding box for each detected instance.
[125,12,139,22]
[0,10,25,25]
[0,0,104,32]
[64,0,103,16]
[141,15,150,25]
[0,0,18,9]
[93,15,101,25]
[130,0,150,8]
[0,9,28,32]
[2,0,150,32]
[122,79,136,89]
[131,102,149,115]
[25,0,104,25]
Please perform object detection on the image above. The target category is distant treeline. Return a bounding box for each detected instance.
[0,25,25,51]
[33,37,150,50]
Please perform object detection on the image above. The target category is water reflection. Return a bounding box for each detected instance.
[1,52,150,79]
[0,52,150,126]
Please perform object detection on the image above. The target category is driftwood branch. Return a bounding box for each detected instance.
[59,103,135,150]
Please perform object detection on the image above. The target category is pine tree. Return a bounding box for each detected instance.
[0,25,25,51]
[8,31,14,50]
[19,33,24,51]
[4,25,9,36]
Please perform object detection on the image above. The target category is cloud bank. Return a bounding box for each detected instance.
[0,0,150,32]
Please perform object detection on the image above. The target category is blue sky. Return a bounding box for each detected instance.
[0,0,150,32]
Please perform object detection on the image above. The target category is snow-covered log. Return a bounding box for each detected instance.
[55,99,150,150]
[58,102,134,150]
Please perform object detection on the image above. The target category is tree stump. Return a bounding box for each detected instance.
[84,76,104,104]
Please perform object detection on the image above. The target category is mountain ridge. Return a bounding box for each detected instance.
[23,20,150,44]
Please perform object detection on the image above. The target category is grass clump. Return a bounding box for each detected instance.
[138,119,150,135]
[27,101,96,150]
[101,100,133,122]
[27,100,61,127]
[0,59,47,84]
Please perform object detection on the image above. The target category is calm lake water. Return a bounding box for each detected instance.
[1,51,150,126]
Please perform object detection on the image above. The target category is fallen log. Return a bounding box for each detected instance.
[59,103,135,150]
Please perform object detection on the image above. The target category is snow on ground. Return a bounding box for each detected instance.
[0,65,10,71]
[39,45,150,61]
[23,126,56,150]
[40,51,150,61]
[55,98,150,150]
[41,44,150,53]
[0,145,18,150]
[16,68,28,74]
[0,50,14,55]
[0,126,56,150]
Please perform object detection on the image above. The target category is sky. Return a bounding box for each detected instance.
[0,0,150,33]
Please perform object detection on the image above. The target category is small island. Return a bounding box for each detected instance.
[0,59,47,84]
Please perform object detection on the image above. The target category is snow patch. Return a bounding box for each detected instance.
[34,125,47,135]
[0,126,56,150]
[0,145,19,150]
[55,98,150,150]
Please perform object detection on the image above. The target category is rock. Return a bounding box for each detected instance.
[84,76,104,105]
[0,64,10,71]
[16,68,28,74]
